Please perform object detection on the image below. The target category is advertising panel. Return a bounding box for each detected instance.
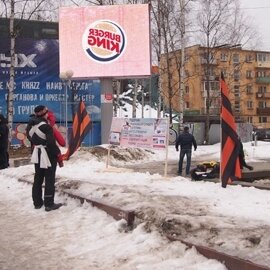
[0,38,101,146]
[59,4,151,78]
[0,38,101,122]
[109,117,169,149]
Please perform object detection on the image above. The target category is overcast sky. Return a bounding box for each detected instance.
[241,0,270,51]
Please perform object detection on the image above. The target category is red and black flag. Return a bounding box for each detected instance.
[220,73,241,188]
[62,101,91,160]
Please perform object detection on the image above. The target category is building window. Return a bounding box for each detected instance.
[234,101,240,112]
[247,116,253,123]
[246,54,253,62]
[233,53,240,63]
[204,67,215,76]
[258,101,267,108]
[220,53,228,61]
[246,70,253,78]
[204,81,219,91]
[220,68,227,78]
[201,52,216,64]
[256,71,266,77]
[202,52,214,61]
[185,102,190,109]
[247,84,253,94]
[257,53,270,62]
[185,86,189,94]
[247,100,253,109]
[234,70,240,81]
[259,116,267,123]
[234,85,240,97]
[258,86,267,93]
[209,97,220,111]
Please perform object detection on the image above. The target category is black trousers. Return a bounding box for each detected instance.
[32,158,57,207]
[0,147,9,169]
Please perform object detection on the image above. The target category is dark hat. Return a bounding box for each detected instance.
[184,126,189,131]
[34,105,48,117]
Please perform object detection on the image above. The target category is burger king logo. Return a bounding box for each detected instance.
[82,20,126,63]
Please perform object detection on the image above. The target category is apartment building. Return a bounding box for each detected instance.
[160,44,270,128]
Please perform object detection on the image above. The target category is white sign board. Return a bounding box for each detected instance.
[109,117,169,149]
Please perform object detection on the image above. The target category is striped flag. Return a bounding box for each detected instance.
[62,101,91,160]
[220,73,241,188]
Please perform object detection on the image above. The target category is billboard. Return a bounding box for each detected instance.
[59,4,151,78]
[0,38,101,122]
[0,38,101,146]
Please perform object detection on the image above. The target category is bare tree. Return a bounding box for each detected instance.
[195,0,259,144]
[150,0,182,123]
[1,0,59,21]
[83,0,119,5]
[170,0,195,131]
[151,0,195,125]
[149,0,163,118]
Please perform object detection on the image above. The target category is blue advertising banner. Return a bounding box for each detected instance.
[0,38,101,145]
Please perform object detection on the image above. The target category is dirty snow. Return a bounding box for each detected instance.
[1,141,270,269]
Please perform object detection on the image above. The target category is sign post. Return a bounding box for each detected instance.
[101,78,113,144]
[59,70,73,144]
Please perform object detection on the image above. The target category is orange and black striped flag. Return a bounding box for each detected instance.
[220,73,241,188]
[62,101,91,160]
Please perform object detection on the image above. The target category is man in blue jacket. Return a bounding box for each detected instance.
[175,126,197,176]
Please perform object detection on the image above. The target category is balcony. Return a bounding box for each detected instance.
[256,77,270,84]
[256,92,270,99]
[201,90,220,98]
[257,107,270,115]
[257,61,270,68]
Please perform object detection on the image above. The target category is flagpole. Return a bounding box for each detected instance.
[219,73,222,184]
[106,145,111,169]
[164,118,169,178]
[60,70,73,145]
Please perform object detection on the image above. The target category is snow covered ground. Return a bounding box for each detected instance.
[1,141,270,269]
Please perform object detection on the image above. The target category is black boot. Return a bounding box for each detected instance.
[45,203,63,212]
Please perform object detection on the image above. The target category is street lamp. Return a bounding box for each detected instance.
[59,70,74,145]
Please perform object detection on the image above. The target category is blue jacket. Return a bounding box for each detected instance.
[175,131,197,151]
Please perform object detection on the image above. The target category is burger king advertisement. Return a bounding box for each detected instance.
[59,4,151,78]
